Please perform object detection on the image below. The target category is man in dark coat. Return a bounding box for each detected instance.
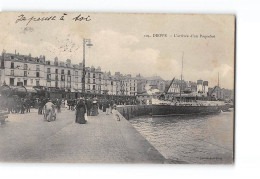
[85,98,92,116]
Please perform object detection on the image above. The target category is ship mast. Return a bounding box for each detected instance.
[180,51,184,102]
[217,72,220,100]
[218,72,220,87]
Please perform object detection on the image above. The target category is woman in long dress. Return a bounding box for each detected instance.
[92,96,98,116]
[75,99,87,124]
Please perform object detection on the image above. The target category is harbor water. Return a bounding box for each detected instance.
[129,110,234,164]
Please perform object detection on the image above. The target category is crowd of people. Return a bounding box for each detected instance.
[69,96,138,124]
[0,94,141,125]
[0,96,32,114]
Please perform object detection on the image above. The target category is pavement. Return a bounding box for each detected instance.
[0,108,165,163]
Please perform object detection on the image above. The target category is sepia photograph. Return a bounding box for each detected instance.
[0,12,235,164]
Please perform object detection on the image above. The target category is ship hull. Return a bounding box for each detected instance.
[220,104,232,112]
[152,104,221,116]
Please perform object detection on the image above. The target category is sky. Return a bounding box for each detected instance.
[0,12,235,89]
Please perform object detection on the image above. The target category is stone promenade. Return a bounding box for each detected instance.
[0,108,165,163]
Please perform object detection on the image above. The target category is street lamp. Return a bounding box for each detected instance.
[82,38,93,95]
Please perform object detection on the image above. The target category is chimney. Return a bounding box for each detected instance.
[54,57,58,65]
[1,50,5,69]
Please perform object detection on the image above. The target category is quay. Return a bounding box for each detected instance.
[0,108,166,163]
[117,105,153,120]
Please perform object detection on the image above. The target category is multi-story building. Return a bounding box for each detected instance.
[103,72,137,96]
[0,51,138,96]
[121,74,137,96]
[208,86,234,101]
[0,52,45,87]
[167,80,181,94]
[103,72,120,95]
[85,66,103,94]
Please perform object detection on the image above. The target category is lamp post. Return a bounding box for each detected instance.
[82,38,93,95]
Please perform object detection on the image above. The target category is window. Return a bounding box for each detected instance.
[93,73,95,78]
[24,71,27,77]
[10,78,14,86]
[93,85,95,90]
[47,74,51,80]
[88,78,90,83]
[36,80,40,86]
[24,80,27,86]
[55,69,58,74]
[68,70,71,75]
[61,75,65,81]
[30,79,33,84]
[47,68,51,74]
[67,82,71,88]
[88,73,90,78]
[11,62,14,69]
[68,76,71,82]
[55,81,58,88]
[24,64,28,70]
[61,69,64,74]
[36,65,40,71]
[10,70,14,76]
[99,74,101,79]
[55,75,58,80]
[36,72,40,77]
[75,71,78,76]
[93,79,95,84]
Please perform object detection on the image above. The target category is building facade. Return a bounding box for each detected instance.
[0,51,137,96]
[0,52,46,87]
[103,72,137,96]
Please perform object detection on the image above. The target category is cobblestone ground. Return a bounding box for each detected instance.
[0,108,165,163]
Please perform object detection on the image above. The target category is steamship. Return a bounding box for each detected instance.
[150,52,229,116]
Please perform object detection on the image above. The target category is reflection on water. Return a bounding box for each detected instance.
[129,110,234,164]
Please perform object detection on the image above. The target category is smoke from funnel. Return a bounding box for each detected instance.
[145,83,159,95]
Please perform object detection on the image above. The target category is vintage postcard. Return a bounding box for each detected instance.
[0,12,235,164]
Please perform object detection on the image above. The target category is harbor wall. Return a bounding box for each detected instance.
[116,105,152,120]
